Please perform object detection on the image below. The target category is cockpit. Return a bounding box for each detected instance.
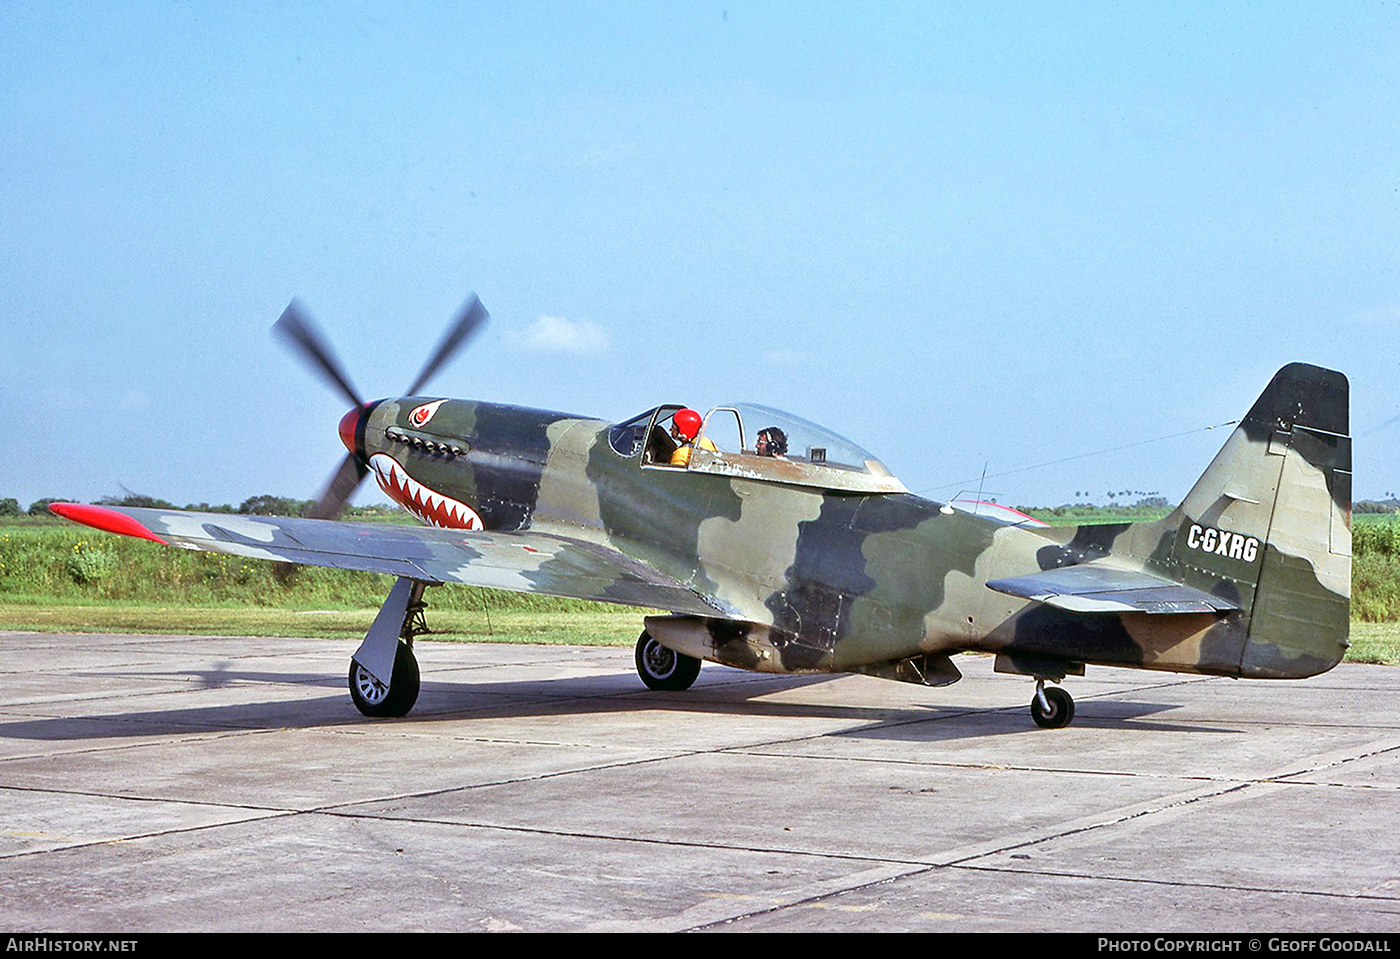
[608,403,908,495]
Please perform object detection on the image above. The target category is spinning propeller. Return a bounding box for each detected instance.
[272,295,489,520]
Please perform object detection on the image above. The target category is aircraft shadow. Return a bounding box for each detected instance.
[0,663,1229,743]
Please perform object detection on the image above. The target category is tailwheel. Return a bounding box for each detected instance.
[349,641,421,717]
[635,630,701,691]
[1030,681,1075,729]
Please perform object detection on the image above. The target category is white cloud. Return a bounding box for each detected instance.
[580,142,642,166]
[762,349,808,367]
[118,389,152,412]
[1347,306,1400,328]
[517,315,610,354]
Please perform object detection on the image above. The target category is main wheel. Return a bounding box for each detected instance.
[1030,685,1075,729]
[349,641,421,717]
[635,630,701,691]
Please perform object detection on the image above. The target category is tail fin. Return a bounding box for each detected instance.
[1162,363,1350,677]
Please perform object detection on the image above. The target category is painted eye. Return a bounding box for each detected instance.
[408,399,447,428]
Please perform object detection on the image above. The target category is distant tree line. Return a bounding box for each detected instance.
[1014,496,1174,518]
[0,494,401,519]
[1027,496,1400,516]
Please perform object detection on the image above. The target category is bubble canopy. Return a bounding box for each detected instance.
[609,402,907,494]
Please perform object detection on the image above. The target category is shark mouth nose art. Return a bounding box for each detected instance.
[369,453,483,530]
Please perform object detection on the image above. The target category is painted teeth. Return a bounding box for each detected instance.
[368,454,482,530]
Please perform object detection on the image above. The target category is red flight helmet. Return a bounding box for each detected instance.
[673,408,703,441]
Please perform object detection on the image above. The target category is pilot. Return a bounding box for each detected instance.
[755,426,789,459]
[669,408,717,467]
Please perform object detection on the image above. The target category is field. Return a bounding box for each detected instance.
[2,513,1397,664]
[0,518,644,646]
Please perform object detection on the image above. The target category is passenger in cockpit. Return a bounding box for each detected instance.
[755,426,789,460]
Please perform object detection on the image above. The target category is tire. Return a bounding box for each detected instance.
[349,642,421,717]
[1030,685,1075,729]
[635,630,701,691]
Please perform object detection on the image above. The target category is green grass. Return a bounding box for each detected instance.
[1347,622,1400,665]
[1350,553,1400,622]
[1028,504,1171,525]
[1354,513,1400,558]
[0,600,644,646]
[0,523,618,612]
[0,522,653,645]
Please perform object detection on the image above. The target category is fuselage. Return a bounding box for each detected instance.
[344,396,1322,681]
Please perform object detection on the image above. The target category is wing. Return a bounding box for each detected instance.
[985,563,1240,615]
[49,503,720,616]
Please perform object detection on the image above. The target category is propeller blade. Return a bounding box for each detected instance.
[306,452,370,521]
[273,300,365,409]
[404,294,489,396]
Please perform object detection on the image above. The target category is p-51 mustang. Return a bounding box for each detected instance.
[53,296,1351,727]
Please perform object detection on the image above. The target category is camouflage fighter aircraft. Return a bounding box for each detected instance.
[52,296,1352,727]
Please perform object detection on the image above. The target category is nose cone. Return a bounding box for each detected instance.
[339,405,365,456]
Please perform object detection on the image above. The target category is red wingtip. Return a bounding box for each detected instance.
[48,503,169,545]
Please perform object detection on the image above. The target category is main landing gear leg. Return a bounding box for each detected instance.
[349,577,427,717]
[1030,678,1075,729]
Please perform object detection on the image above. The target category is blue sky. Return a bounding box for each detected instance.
[3,2,1397,510]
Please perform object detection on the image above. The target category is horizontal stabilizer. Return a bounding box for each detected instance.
[986,564,1239,615]
[948,499,1049,528]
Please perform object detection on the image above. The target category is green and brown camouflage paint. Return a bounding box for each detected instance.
[57,364,1350,689]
